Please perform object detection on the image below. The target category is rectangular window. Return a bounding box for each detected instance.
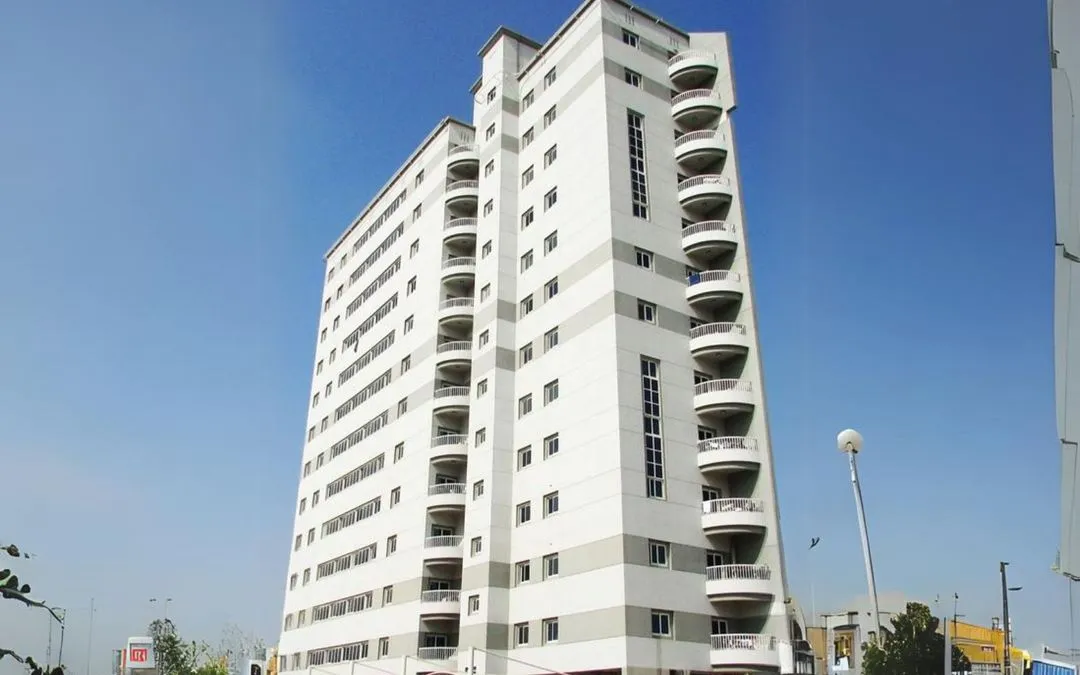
[400,355,411,373]
[378,638,389,657]
[542,618,559,644]
[516,560,531,583]
[543,379,559,404]
[484,160,495,177]
[478,330,490,347]
[404,315,414,333]
[487,86,497,103]
[522,89,534,110]
[518,394,533,417]
[521,166,534,188]
[516,501,532,525]
[397,398,408,416]
[294,535,302,551]
[543,433,559,458]
[480,284,491,301]
[517,445,533,469]
[477,379,488,397]
[515,623,530,646]
[544,327,559,351]
[471,536,483,554]
[627,111,650,218]
[641,357,666,498]
[410,239,419,257]
[520,295,534,317]
[468,594,480,614]
[486,123,496,140]
[544,188,558,211]
[544,144,557,167]
[544,277,559,299]
[648,540,670,567]
[521,127,534,149]
[543,491,560,516]
[483,199,494,216]
[412,204,422,222]
[482,240,493,257]
[543,230,558,254]
[520,250,534,272]
[475,428,487,445]
[651,610,673,637]
[625,68,642,87]
[544,67,557,88]
[637,300,656,323]
[623,29,639,47]
[543,105,557,128]
[519,343,533,366]
[415,170,424,187]
[406,276,417,295]
[383,585,394,605]
[394,442,404,462]
[543,553,560,578]
[635,248,654,269]
[389,487,401,507]
[299,498,307,514]
[387,535,397,554]
[472,481,485,499]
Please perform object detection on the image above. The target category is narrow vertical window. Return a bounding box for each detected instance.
[641,357,665,498]
[627,110,649,219]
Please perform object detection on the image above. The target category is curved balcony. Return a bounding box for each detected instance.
[705,565,774,602]
[419,589,462,619]
[697,437,761,474]
[686,270,742,307]
[427,483,467,514]
[678,174,733,214]
[437,297,474,327]
[668,50,720,89]
[435,340,472,372]
[445,180,479,210]
[417,647,458,663]
[710,634,779,672]
[694,379,754,416]
[423,535,464,563]
[446,144,479,175]
[432,386,470,416]
[430,434,468,465]
[443,217,478,246]
[682,220,738,259]
[441,256,476,285]
[702,498,767,536]
[672,89,723,127]
[690,322,750,362]
[675,130,729,170]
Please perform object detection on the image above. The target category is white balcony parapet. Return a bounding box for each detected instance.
[444,217,477,230]
[417,647,458,661]
[424,535,463,548]
[431,434,467,447]
[427,483,466,497]
[438,298,474,311]
[711,633,777,651]
[702,497,764,515]
[448,144,477,156]
[420,589,461,603]
[436,341,471,354]
[694,378,752,397]
[446,179,479,191]
[698,436,758,453]
[675,129,728,149]
[672,88,722,107]
[683,220,736,238]
[706,564,771,582]
[434,385,470,399]
[688,270,741,286]
[669,50,717,67]
[678,174,731,193]
[441,256,476,270]
[690,322,747,341]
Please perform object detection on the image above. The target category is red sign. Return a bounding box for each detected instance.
[130,648,148,663]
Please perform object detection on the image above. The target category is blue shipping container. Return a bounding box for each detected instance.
[1032,659,1078,675]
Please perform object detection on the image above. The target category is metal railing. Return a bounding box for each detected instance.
[669,50,717,66]
[678,174,731,191]
[672,88,722,106]
[423,535,463,548]
[706,564,771,581]
[675,130,728,148]
[448,144,477,156]
[689,322,747,340]
[702,498,764,514]
[427,483,466,497]
[438,298,474,312]
[697,436,758,453]
[436,341,471,357]
[417,647,458,661]
[694,378,752,396]
[433,386,470,400]
[710,634,776,651]
[420,589,461,603]
[446,179,479,191]
[687,269,741,286]
[682,220,736,238]
[444,217,477,230]
[430,434,467,447]
[441,256,476,270]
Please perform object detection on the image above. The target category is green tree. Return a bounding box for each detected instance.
[0,543,65,675]
[148,619,199,675]
[862,602,973,675]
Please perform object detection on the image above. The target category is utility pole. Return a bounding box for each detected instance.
[47,612,54,668]
[57,609,66,666]
[86,598,96,675]
[1001,563,1012,675]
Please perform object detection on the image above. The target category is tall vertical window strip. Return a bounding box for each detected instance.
[627,111,649,219]
[640,357,665,498]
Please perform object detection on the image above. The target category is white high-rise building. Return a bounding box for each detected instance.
[278,2,805,674]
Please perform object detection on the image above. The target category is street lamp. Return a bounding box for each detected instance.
[149,598,173,621]
[1000,563,1022,675]
[837,428,882,643]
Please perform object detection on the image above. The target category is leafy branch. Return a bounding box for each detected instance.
[0,542,65,675]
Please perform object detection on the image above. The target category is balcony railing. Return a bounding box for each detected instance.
[438,298,474,311]
[683,220,736,238]
[417,647,457,661]
[669,50,716,66]
[431,434,467,447]
[690,322,747,340]
[694,379,752,397]
[687,270,741,286]
[710,634,777,651]
[697,436,758,453]
[675,130,727,148]
[706,564,771,581]
[427,483,466,497]
[441,256,476,270]
[446,179,479,191]
[436,341,471,354]
[420,589,461,603]
[448,144,477,156]
[702,498,764,515]
[424,535,463,548]
[434,386,470,399]
[444,217,477,230]
[672,88,721,106]
[678,174,731,192]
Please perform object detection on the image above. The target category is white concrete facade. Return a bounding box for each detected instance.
[277,2,796,674]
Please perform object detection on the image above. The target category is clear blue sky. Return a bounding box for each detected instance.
[0,1,1061,672]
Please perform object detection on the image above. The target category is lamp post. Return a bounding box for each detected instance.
[1000,562,1022,675]
[837,428,882,643]
[149,598,173,621]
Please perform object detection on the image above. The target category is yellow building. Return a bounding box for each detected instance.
[948,619,1029,675]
